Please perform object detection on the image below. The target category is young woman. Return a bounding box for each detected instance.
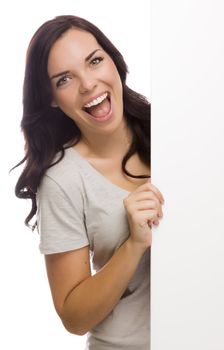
[14,15,164,349]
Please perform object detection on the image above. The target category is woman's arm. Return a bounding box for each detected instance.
[45,181,164,335]
[46,239,146,335]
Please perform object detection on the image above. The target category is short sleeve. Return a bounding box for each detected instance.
[37,175,89,254]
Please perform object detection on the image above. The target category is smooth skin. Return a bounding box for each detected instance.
[45,28,165,335]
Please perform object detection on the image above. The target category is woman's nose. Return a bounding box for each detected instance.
[79,74,97,94]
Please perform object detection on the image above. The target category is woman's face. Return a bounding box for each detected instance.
[48,28,124,138]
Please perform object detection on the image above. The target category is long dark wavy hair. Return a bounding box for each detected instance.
[13,15,151,229]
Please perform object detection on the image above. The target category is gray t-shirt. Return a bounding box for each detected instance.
[37,147,150,349]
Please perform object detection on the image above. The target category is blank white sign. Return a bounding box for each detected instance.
[151,1,224,349]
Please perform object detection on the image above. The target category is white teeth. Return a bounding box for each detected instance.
[84,93,108,109]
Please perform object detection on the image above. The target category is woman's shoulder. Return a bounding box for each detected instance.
[40,147,84,192]
[47,147,81,174]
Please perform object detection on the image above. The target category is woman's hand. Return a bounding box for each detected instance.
[123,181,164,249]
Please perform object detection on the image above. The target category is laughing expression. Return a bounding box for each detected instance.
[48,28,124,138]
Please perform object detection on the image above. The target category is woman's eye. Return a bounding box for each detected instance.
[90,57,103,66]
[56,75,72,87]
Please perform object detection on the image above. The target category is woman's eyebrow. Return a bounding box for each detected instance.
[50,49,102,80]
[50,70,70,80]
[85,49,101,62]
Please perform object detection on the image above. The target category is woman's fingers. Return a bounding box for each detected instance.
[132,200,163,219]
[131,193,163,217]
[133,181,165,204]
[124,190,164,219]
[136,209,158,226]
[149,183,165,204]
[123,181,165,247]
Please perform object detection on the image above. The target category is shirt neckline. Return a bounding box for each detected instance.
[68,147,130,194]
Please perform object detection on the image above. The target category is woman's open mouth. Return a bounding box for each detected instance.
[82,92,112,122]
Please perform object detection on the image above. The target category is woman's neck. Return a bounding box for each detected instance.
[78,122,132,160]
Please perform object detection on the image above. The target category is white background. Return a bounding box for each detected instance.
[151,1,224,349]
[0,1,150,349]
